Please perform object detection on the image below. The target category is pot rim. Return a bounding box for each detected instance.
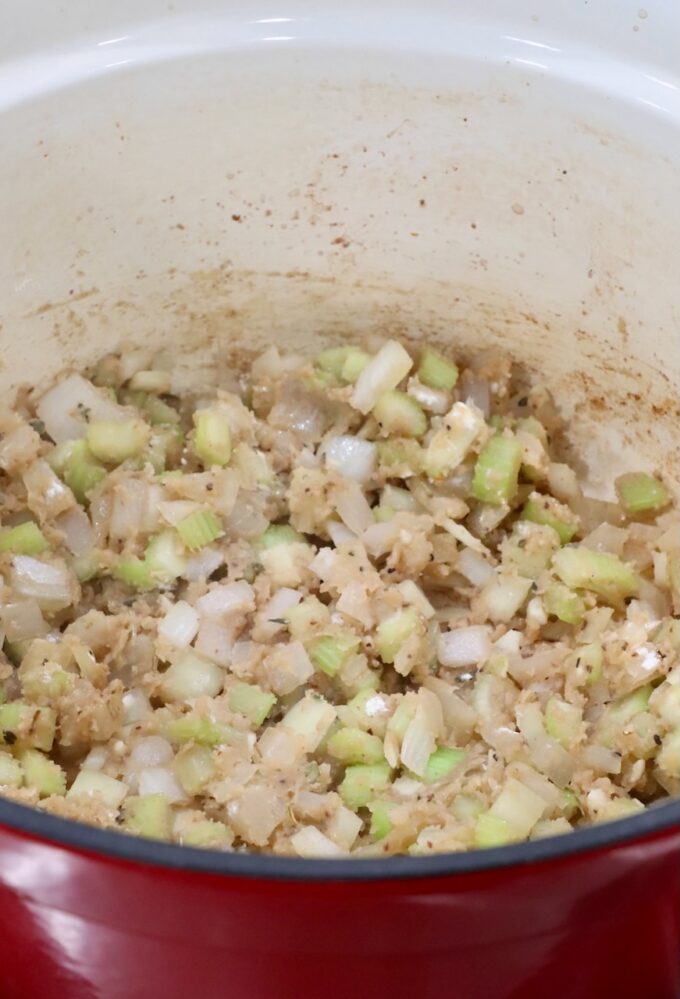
[0,792,678,881]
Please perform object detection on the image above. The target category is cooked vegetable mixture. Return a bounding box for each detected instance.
[0,338,677,857]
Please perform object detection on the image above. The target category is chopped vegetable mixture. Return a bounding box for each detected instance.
[0,338,677,857]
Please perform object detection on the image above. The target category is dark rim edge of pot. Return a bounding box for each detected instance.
[0,792,678,882]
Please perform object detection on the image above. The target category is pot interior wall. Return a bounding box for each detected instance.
[0,4,678,495]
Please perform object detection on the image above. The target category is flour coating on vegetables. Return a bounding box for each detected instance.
[0,338,678,856]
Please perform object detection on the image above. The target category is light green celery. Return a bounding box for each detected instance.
[559,788,580,820]
[129,370,171,394]
[228,682,276,726]
[123,794,172,840]
[144,396,180,426]
[113,557,153,590]
[173,744,216,795]
[182,819,234,848]
[20,749,66,797]
[597,685,652,748]
[176,510,224,550]
[338,761,392,810]
[552,547,639,604]
[417,348,459,390]
[167,715,229,746]
[0,751,23,787]
[544,697,582,746]
[86,419,150,464]
[368,800,394,840]
[257,524,304,549]
[307,634,359,677]
[376,438,422,475]
[542,583,585,625]
[522,494,578,544]
[422,746,466,783]
[472,435,523,505]
[145,530,186,584]
[317,346,370,383]
[474,812,513,848]
[423,403,485,479]
[0,522,48,556]
[50,439,107,504]
[375,608,419,664]
[0,702,55,751]
[373,391,428,439]
[193,408,232,467]
[615,472,670,516]
[570,642,603,686]
[74,553,101,583]
[326,727,385,765]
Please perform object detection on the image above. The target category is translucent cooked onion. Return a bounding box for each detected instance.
[324,436,376,484]
[456,548,495,586]
[437,626,492,668]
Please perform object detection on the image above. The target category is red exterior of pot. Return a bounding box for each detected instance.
[0,820,678,999]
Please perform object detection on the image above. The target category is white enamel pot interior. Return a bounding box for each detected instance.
[0,0,678,492]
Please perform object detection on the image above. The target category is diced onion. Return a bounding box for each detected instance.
[292,825,347,858]
[129,737,174,770]
[138,767,185,802]
[456,548,495,586]
[324,436,377,484]
[37,373,128,444]
[437,626,492,668]
[158,600,200,649]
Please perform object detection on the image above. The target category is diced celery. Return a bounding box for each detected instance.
[552,547,639,604]
[74,553,101,583]
[543,583,585,625]
[129,370,172,394]
[228,682,276,726]
[657,728,680,777]
[0,522,48,556]
[472,435,523,505]
[387,698,417,740]
[50,439,107,504]
[417,348,459,390]
[500,522,560,579]
[342,349,371,383]
[257,524,304,549]
[544,697,582,746]
[167,715,226,746]
[306,634,359,677]
[20,663,69,701]
[21,749,66,797]
[285,596,329,641]
[451,793,484,821]
[615,472,670,516]
[571,642,604,686]
[0,751,23,787]
[145,530,186,584]
[474,812,513,848]
[559,788,580,820]
[181,819,234,849]
[376,438,422,475]
[145,396,181,426]
[327,727,385,765]
[338,761,392,810]
[193,408,232,467]
[173,744,216,795]
[67,770,128,807]
[0,702,55,751]
[161,651,224,702]
[317,346,371,384]
[515,415,548,445]
[368,800,394,840]
[146,426,184,473]
[123,794,171,840]
[597,685,652,748]
[317,347,352,379]
[281,693,337,752]
[176,509,224,550]
[423,746,466,783]
[86,419,150,464]
[489,778,546,838]
[423,402,485,479]
[532,818,572,839]
[375,608,419,664]
[373,391,428,439]
[113,556,153,590]
[522,493,578,544]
